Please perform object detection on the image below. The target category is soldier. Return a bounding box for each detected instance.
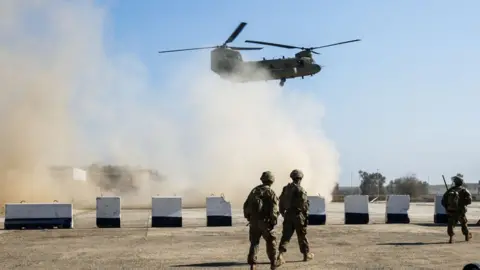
[441,173,473,243]
[243,171,280,270]
[276,169,314,267]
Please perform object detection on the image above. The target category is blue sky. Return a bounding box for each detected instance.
[95,0,480,186]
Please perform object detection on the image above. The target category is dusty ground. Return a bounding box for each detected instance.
[1,202,479,269]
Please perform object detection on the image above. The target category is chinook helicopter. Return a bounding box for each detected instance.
[158,22,360,86]
[243,38,361,86]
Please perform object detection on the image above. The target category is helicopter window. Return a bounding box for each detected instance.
[297,60,305,67]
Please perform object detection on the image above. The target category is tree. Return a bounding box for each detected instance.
[358,170,387,195]
[386,174,429,198]
[331,183,340,197]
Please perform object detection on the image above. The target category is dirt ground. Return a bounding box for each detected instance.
[0,224,479,269]
[1,205,480,270]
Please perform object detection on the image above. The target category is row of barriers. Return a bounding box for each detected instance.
[0,194,458,230]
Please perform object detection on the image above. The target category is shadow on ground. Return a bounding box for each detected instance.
[414,223,480,227]
[171,262,264,268]
[377,241,446,246]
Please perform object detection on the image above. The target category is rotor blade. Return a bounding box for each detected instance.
[224,22,247,44]
[245,40,300,49]
[311,39,361,50]
[311,51,320,55]
[158,46,217,54]
[229,46,263,50]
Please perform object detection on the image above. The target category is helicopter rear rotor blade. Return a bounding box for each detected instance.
[312,39,361,49]
[158,46,218,54]
[244,40,300,49]
[224,22,247,45]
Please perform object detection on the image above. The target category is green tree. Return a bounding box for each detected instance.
[331,183,340,197]
[386,174,429,197]
[358,170,387,195]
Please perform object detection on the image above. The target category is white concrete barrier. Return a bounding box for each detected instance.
[307,196,326,225]
[151,196,182,227]
[434,194,448,224]
[4,203,73,230]
[96,196,121,228]
[206,195,232,226]
[344,195,369,224]
[385,195,410,223]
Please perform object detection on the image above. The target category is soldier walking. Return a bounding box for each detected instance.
[441,173,473,243]
[276,169,314,267]
[243,171,280,270]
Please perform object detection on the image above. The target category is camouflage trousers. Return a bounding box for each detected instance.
[247,221,277,265]
[447,212,469,237]
[278,214,310,254]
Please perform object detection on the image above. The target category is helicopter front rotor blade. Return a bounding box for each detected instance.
[312,39,361,50]
[229,46,263,50]
[158,46,218,54]
[224,22,247,45]
[244,40,300,49]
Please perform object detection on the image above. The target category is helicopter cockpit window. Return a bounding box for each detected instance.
[297,60,305,67]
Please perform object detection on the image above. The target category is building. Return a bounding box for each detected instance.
[428,182,480,195]
[49,166,87,182]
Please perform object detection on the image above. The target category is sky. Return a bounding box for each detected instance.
[93,0,479,186]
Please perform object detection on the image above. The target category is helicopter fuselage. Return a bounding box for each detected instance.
[245,57,321,81]
[210,47,321,86]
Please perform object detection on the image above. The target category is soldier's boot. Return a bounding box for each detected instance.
[448,235,453,244]
[465,232,472,242]
[303,252,314,261]
[270,262,277,270]
[275,253,286,267]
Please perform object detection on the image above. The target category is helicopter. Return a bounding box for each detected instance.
[243,38,361,86]
[158,22,361,87]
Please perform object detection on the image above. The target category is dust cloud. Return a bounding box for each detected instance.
[0,1,340,209]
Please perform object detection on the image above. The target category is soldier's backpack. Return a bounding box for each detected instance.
[249,186,269,218]
[445,188,460,212]
[280,183,301,213]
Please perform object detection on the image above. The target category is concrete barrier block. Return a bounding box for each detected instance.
[385,195,410,223]
[4,203,73,230]
[151,196,182,227]
[96,196,121,228]
[434,194,447,223]
[307,196,326,225]
[206,196,232,227]
[344,195,369,224]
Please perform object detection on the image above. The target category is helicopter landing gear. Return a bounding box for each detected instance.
[279,78,286,87]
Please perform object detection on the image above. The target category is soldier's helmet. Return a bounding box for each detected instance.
[290,169,304,181]
[260,171,275,184]
[452,173,464,186]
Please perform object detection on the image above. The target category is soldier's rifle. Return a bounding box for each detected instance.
[442,175,449,190]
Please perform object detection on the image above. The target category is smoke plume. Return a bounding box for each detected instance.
[0,0,340,209]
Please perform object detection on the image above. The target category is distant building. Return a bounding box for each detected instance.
[338,186,362,195]
[49,166,87,182]
[428,183,480,195]
[85,164,165,194]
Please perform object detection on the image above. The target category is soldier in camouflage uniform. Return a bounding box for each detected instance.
[441,174,473,243]
[243,171,280,270]
[276,169,314,267]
